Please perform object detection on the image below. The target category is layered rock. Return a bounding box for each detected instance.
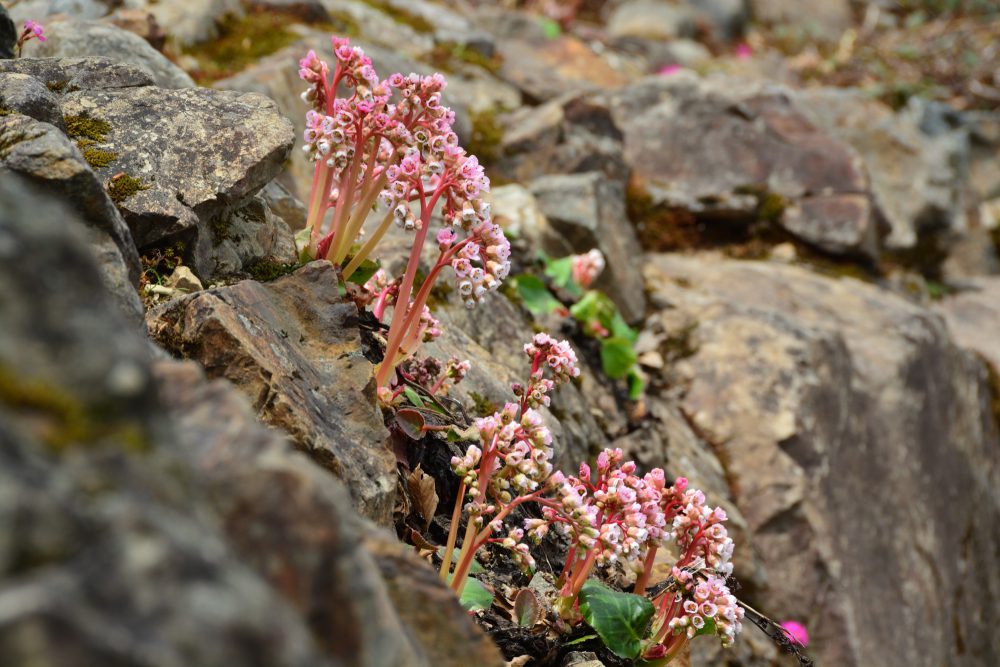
[0,170,503,667]
[644,253,1000,666]
[145,262,396,524]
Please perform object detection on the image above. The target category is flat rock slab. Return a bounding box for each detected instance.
[146,261,395,524]
[0,55,154,90]
[937,277,1000,370]
[23,18,195,89]
[59,85,294,251]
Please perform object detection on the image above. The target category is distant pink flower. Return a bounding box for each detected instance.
[657,64,682,76]
[16,20,46,57]
[780,620,809,646]
[735,43,752,60]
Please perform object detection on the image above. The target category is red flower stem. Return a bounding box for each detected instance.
[439,479,466,582]
[634,545,659,596]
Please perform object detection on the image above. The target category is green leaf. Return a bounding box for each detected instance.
[570,290,617,334]
[345,256,380,285]
[539,17,561,39]
[627,368,646,400]
[694,617,717,638]
[545,256,574,287]
[578,581,655,660]
[459,578,494,612]
[601,337,638,379]
[403,387,425,408]
[563,634,599,647]
[609,309,637,344]
[514,274,563,316]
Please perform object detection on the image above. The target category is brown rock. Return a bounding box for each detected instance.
[495,34,628,103]
[937,277,1000,371]
[145,261,396,524]
[644,253,1000,666]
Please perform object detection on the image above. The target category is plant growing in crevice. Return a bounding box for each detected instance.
[440,333,580,595]
[512,249,645,398]
[297,37,510,392]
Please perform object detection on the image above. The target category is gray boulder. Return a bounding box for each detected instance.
[0,71,64,127]
[0,169,504,667]
[0,114,142,319]
[7,0,114,24]
[58,85,294,277]
[0,55,154,90]
[22,18,195,88]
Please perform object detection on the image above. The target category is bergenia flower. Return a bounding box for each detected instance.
[780,620,810,646]
[16,20,46,57]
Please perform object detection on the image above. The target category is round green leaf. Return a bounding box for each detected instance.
[459,577,494,612]
[600,337,638,379]
[578,580,655,660]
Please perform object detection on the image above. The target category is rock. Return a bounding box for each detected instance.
[145,261,396,524]
[781,193,877,258]
[608,0,695,41]
[193,192,298,280]
[315,0,434,59]
[360,523,506,667]
[968,111,1000,202]
[497,92,626,185]
[0,114,142,294]
[108,8,167,51]
[246,0,331,23]
[937,278,1000,371]
[22,18,194,88]
[561,651,603,667]
[644,253,1000,666]
[0,174,502,667]
[616,76,878,259]
[58,85,294,278]
[0,72,64,127]
[7,0,114,24]
[494,33,628,102]
[0,55,154,90]
[165,264,203,293]
[0,5,15,59]
[796,88,968,253]
[529,172,647,323]
[134,0,243,47]
[750,0,853,42]
[261,178,308,231]
[489,183,552,243]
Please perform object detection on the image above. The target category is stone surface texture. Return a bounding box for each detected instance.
[22,18,195,88]
[59,84,294,277]
[644,253,1000,667]
[145,262,396,524]
[529,171,647,322]
[0,170,503,667]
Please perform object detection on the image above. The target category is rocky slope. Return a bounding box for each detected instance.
[2,1,999,666]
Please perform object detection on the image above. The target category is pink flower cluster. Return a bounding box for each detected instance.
[514,333,581,409]
[667,575,744,648]
[570,249,605,289]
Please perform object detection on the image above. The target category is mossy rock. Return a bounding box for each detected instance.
[107,173,151,203]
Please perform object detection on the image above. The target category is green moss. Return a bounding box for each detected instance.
[64,115,112,143]
[183,10,302,84]
[466,106,504,166]
[468,391,498,418]
[757,191,787,222]
[361,0,433,33]
[45,80,67,93]
[317,12,361,37]
[210,215,232,244]
[0,106,12,116]
[80,147,119,169]
[0,366,148,453]
[107,174,150,203]
[428,42,503,75]
[245,258,300,282]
